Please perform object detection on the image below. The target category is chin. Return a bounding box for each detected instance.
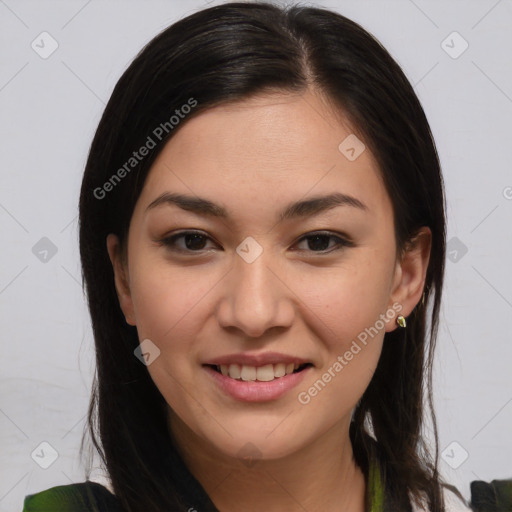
[195,417,311,464]
[218,435,303,464]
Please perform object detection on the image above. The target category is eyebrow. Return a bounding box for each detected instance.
[145,191,367,222]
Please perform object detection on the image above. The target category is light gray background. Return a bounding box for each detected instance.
[1,0,511,510]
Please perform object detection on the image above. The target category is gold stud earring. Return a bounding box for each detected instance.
[396,315,407,328]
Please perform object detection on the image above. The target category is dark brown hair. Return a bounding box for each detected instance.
[78,2,447,510]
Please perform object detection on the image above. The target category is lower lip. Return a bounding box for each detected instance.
[203,365,312,402]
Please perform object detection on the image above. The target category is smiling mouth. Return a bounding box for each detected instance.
[206,362,313,382]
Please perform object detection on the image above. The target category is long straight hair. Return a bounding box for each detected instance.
[78,2,447,511]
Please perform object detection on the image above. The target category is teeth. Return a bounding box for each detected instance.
[256,364,274,382]
[274,363,286,378]
[240,365,256,381]
[217,362,306,381]
[228,364,241,379]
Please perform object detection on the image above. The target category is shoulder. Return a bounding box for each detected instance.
[470,477,512,512]
[23,481,121,512]
[411,478,512,512]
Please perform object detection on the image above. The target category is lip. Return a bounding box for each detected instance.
[203,364,313,402]
[203,351,311,367]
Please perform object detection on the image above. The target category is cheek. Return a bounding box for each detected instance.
[291,256,392,408]
[295,266,387,413]
[128,256,217,343]
[296,257,393,345]
[127,261,209,413]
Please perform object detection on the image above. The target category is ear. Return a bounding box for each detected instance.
[106,234,136,326]
[385,227,431,332]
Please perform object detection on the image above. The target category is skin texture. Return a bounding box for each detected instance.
[107,89,431,512]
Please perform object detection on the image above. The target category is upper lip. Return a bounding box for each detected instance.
[203,352,312,367]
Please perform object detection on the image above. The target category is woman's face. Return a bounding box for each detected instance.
[108,89,429,463]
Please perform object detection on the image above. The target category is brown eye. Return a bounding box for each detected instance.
[293,232,353,254]
[160,230,353,255]
[161,231,217,253]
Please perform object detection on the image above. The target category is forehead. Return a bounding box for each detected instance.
[156,90,360,170]
[134,89,391,225]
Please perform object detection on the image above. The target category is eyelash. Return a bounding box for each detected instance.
[159,230,354,255]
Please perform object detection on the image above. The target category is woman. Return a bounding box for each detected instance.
[22,2,511,511]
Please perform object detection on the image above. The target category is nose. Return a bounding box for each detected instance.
[216,247,295,338]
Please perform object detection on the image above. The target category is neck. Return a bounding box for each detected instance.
[169,414,367,512]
